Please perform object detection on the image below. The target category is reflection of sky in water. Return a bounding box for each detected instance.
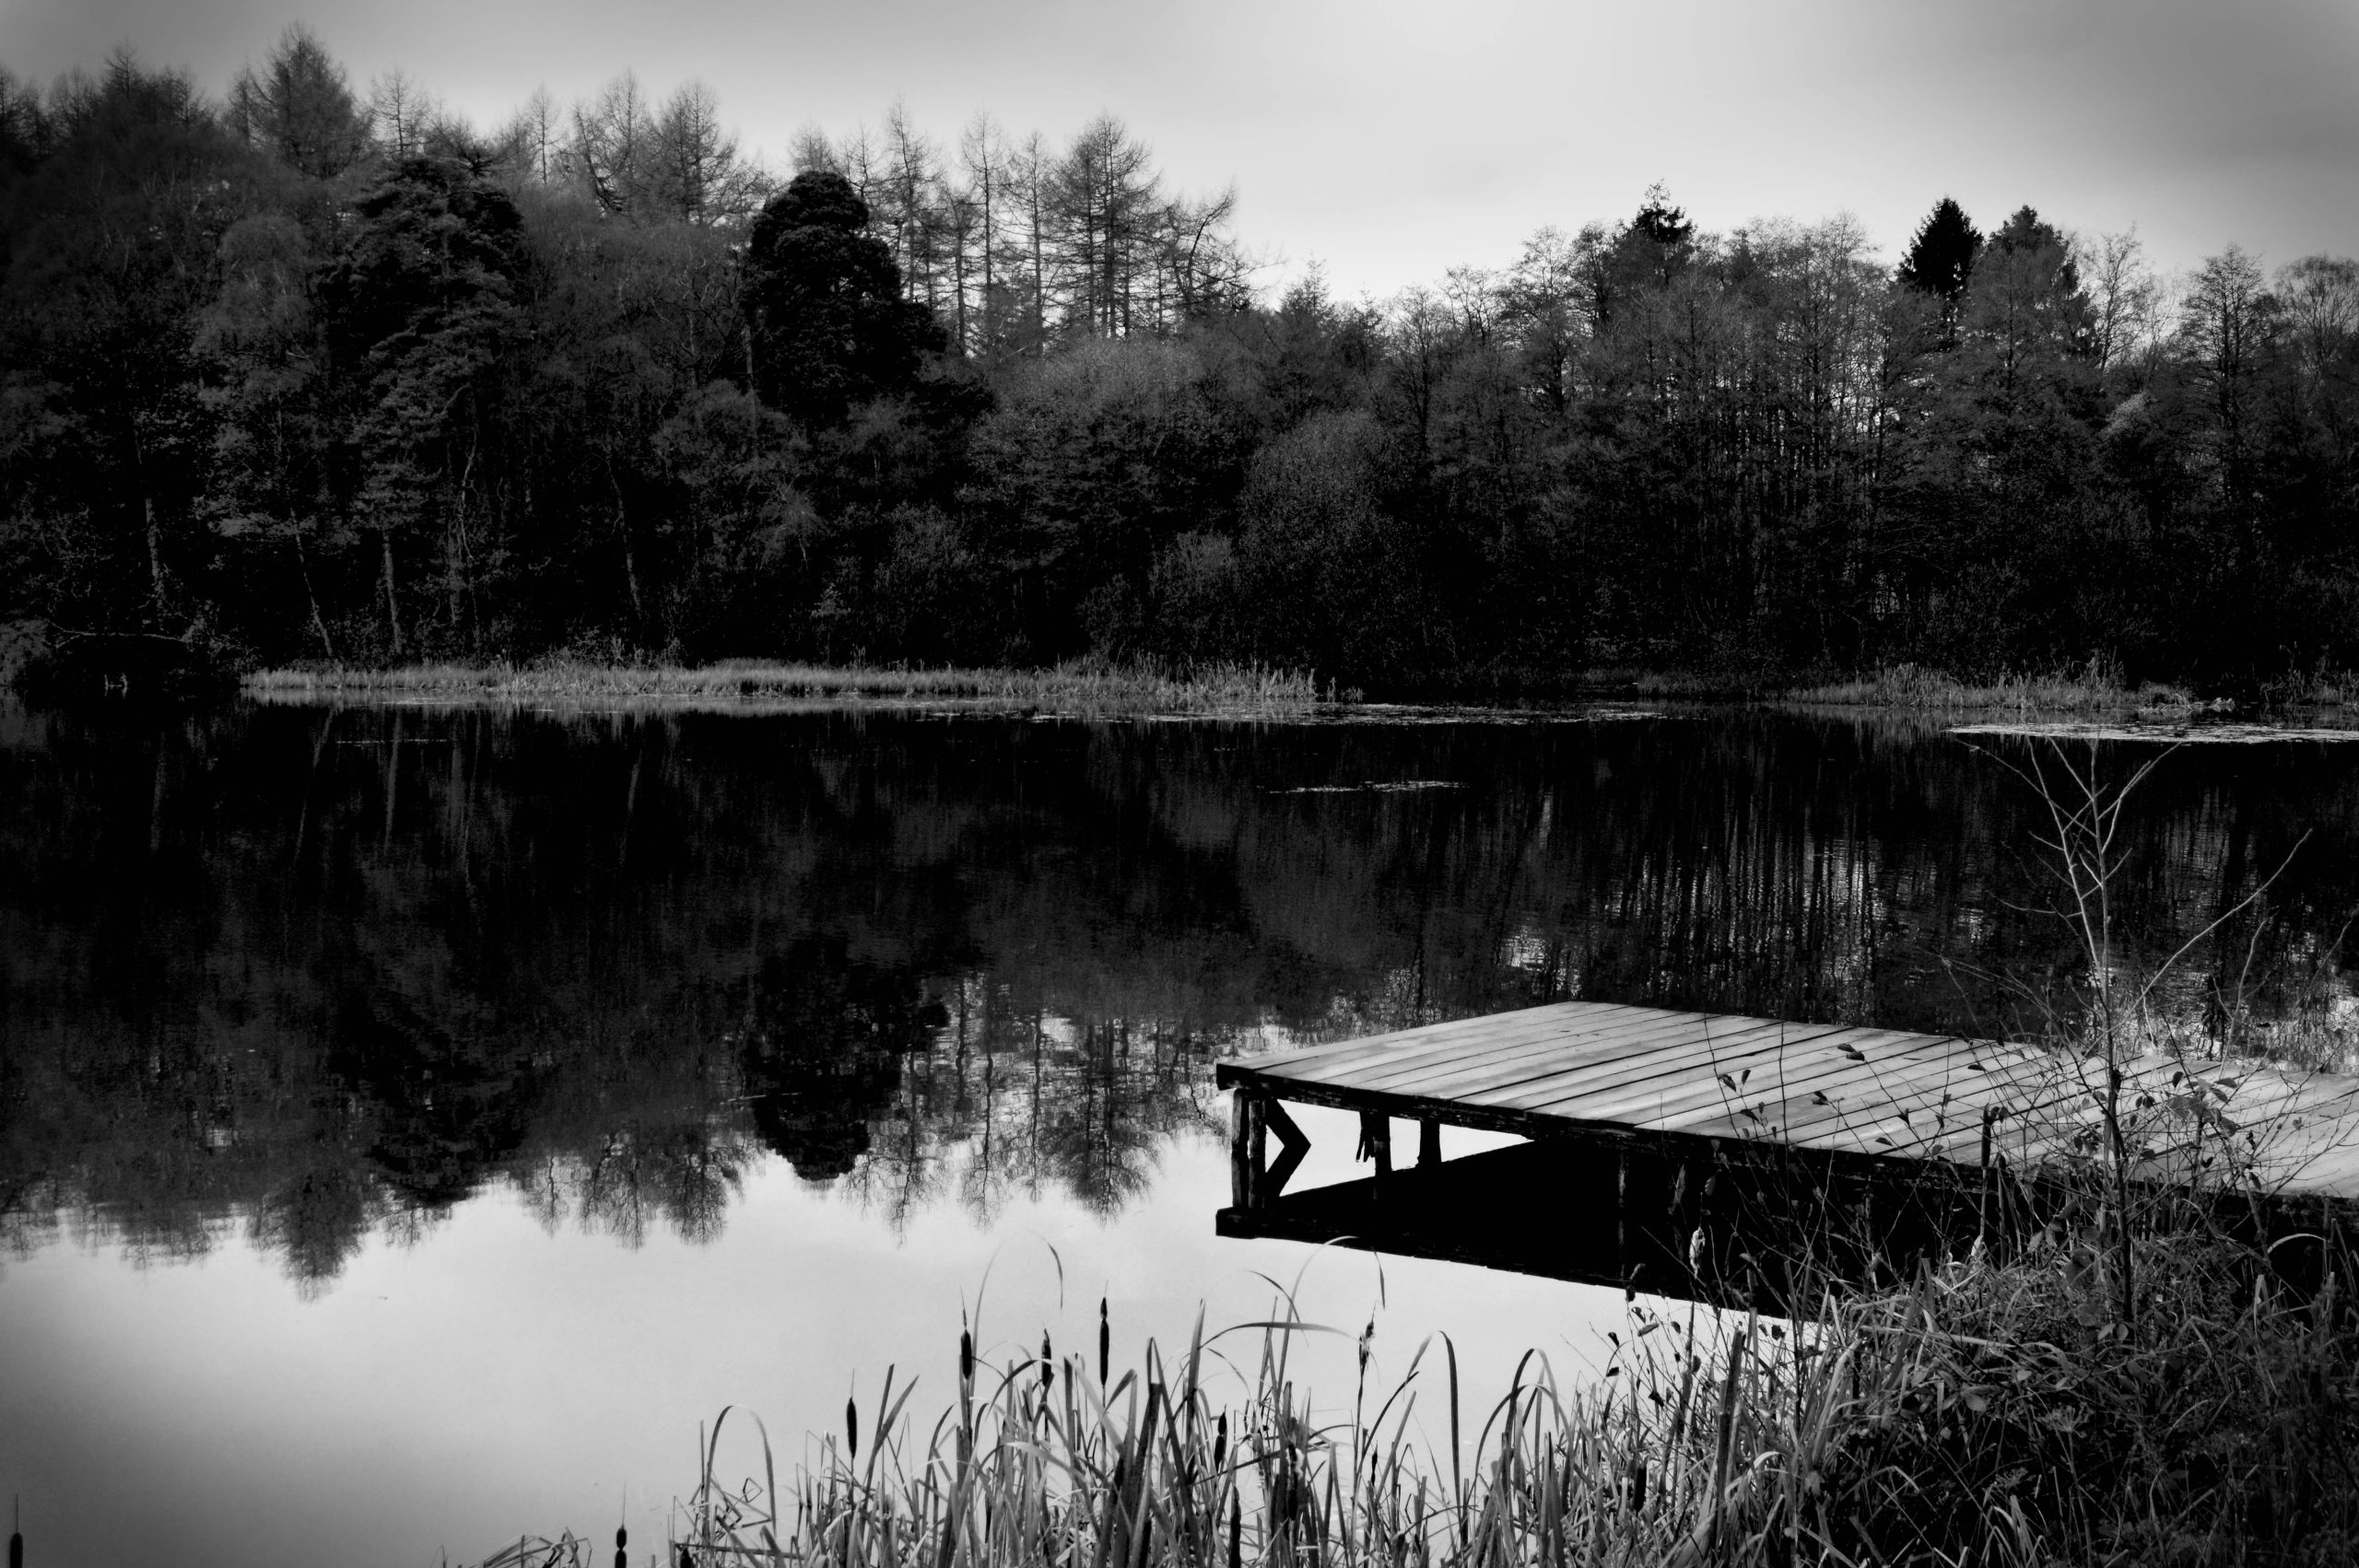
[6,701,2359,1565]
[2,1111,1620,1568]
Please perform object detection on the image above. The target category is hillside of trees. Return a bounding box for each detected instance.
[3,27,2355,695]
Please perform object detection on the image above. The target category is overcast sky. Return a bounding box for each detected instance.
[7,0,2357,301]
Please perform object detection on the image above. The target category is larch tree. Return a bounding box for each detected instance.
[228,23,372,179]
[2275,255,2359,407]
[369,68,438,159]
[957,112,1007,359]
[649,81,764,226]
[1959,205,2093,397]
[2178,245,2278,505]
[1055,115,1159,337]
[572,73,653,218]
[499,88,566,185]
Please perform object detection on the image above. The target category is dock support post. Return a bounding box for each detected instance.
[1358,1110,1391,1185]
[1231,1090,1309,1210]
[1263,1099,1309,1201]
[1616,1145,1628,1294]
[1231,1092,1268,1210]
[1978,1107,1995,1253]
[1418,1117,1441,1168]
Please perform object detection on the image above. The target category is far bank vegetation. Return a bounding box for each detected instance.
[246,659,1335,715]
[6,30,2359,704]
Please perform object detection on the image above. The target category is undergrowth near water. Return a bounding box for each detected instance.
[1786,661,2201,716]
[472,1226,2359,1568]
[2257,670,2359,710]
[243,659,1335,716]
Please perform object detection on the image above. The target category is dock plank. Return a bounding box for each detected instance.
[1275,1007,1700,1090]
[1263,1002,1664,1081]
[1357,1017,1824,1104]
[1454,1021,1871,1114]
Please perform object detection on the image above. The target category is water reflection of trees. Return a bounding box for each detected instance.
[838,988,1226,1231]
[1,703,2353,1289]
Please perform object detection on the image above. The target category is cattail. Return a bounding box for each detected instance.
[1098,1297,1109,1386]
[847,1395,860,1462]
[613,1524,627,1568]
[1041,1332,1053,1392]
[960,1328,973,1386]
[1227,1491,1241,1568]
[1214,1411,1227,1469]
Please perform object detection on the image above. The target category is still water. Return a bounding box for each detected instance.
[3,700,2354,1566]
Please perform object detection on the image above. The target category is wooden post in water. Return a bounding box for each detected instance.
[1358,1109,1391,1186]
[1616,1145,1629,1295]
[1230,1091,1268,1210]
[1978,1106,1996,1252]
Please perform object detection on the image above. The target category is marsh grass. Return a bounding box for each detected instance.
[1786,661,2201,717]
[470,1220,2359,1568]
[242,659,1334,717]
[2259,670,2359,710]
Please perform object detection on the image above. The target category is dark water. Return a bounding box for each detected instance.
[3,700,2354,1566]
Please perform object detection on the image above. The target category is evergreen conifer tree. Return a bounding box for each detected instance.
[741,170,945,429]
[1897,196,1982,301]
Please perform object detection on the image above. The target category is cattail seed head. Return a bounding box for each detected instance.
[1098,1297,1109,1386]
[1041,1332,1052,1391]
[960,1328,973,1385]
[847,1396,860,1461]
[1214,1411,1227,1468]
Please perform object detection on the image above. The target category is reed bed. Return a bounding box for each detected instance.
[1785,662,2201,717]
[473,1225,2359,1568]
[242,660,1334,717]
[2259,670,2359,710]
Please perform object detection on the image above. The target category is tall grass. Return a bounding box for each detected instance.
[471,1225,2359,1568]
[1786,661,2201,716]
[242,659,1335,717]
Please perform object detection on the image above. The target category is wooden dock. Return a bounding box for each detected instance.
[1217,1000,2359,1211]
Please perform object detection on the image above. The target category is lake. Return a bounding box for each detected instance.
[3,699,2354,1566]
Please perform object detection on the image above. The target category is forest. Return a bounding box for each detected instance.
[3,25,2357,695]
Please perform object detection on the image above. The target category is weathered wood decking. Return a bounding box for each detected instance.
[1216,1000,2359,1201]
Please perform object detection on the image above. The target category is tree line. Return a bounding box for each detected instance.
[3,26,2355,693]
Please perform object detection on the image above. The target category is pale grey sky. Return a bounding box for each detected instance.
[6,0,2356,300]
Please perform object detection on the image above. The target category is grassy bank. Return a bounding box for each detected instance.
[229,657,2359,723]
[476,1223,2359,1568]
[243,659,1337,717]
[1783,662,2205,716]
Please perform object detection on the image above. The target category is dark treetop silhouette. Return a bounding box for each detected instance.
[5,34,2359,692]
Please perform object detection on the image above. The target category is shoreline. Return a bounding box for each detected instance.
[237,659,2359,732]
[241,659,1343,719]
